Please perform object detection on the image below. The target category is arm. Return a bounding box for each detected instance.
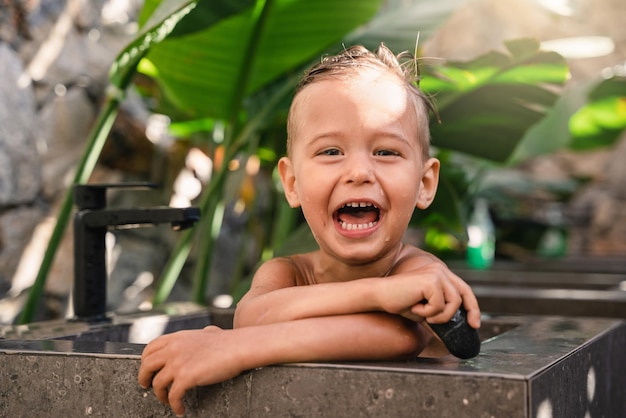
[234,258,383,327]
[139,314,434,416]
[235,253,480,329]
[234,252,473,361]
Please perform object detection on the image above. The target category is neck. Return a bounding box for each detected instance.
[313,243,405,283]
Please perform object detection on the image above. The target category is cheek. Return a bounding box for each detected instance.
[294,169,334,226]
[385,178,421,219]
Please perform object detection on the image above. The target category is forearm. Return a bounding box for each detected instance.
[235,278,382,327]
[236,313,428,367]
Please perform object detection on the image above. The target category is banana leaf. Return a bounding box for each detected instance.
[422,38,569,162]
[569,75,626,150]
[139,0,383,120]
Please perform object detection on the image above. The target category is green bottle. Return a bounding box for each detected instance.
[537,203,567,258]
[466,198,495,269]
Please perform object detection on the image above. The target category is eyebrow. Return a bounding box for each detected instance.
[302,131,345,147]
[302,130,415,150]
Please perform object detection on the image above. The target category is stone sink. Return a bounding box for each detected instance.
[0,304,624,417]
[450,258,626,318]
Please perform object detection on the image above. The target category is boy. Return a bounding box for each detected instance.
[139,44,481,416]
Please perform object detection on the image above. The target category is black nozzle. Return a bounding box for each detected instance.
[428,306,481,359]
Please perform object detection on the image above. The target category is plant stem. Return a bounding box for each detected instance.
[17,93,121,324]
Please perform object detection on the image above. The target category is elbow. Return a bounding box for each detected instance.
[355,313,427,360]
[388,319,434,359]
[232,306,247,328]
[233,302,267,328]
[393,326,424,359]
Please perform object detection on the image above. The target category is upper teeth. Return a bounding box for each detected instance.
[344,202,375,208]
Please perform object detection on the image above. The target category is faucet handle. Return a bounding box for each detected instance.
[73,183,159,210]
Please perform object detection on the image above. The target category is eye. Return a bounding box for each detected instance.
[318,148,342,156]
[374,149,400,157]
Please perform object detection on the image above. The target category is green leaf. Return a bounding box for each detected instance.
[168,0,257,38]
[138,0,255,35]
[109,0,198,88]
[569,76,626,150]
[509,93,573,162]
[345,0,471,52]
[112,0,255,89]
[140,0,383,119]
[422,39,569,162]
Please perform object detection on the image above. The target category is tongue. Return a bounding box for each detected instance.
[338,209,378,225]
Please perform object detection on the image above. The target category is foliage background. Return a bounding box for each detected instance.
[14,0,626,323]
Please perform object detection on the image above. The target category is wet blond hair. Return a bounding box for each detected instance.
[286,43,435,159]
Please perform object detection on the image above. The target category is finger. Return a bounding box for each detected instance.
[138,353,165,389]
[138,366,155,390]
[141,335,170,357]
[420,275,463,324]
[152,369,174,406]
[168,381,188,417]
[424,298,459,324]
[450,276,481,328]
[203,325,220,331]
[441,271,481,328]
[410,290,444,318]
[461,291,481,329]
[401,309,424,323]
[138,344,167,389]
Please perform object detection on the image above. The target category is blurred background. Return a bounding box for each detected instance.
[0,0,624,324]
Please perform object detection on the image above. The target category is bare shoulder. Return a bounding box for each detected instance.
[392,244,447,274]
[246,252,316,295]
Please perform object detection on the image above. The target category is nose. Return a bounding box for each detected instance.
[345,153,375,185]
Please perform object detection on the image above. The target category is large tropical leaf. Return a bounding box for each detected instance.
[110,0,194,88]
[346,0,471,53]
[139,0,382,119]
[507,91,575,163]
[421,38,569,162]
[138,0,257,38]
[569,75,626,150]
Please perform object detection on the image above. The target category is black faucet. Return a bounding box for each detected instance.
[72,183,201,321]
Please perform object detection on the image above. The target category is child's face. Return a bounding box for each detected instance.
[279,71,439,264]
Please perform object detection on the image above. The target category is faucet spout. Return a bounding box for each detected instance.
[72,183,201,321]
[77,207,201,230]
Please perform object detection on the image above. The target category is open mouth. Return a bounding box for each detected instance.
[336,202,380,230]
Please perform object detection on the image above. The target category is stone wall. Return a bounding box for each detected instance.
[0,0,161,323]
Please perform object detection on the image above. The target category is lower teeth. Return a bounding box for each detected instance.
[340,221,376,230]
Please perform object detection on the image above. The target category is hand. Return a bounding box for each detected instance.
[138,326,245,417]
[409,262,480,329]
[379,261,481,329]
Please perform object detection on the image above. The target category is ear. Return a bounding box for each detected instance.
[416,157,440,210]
[278,156,301,208]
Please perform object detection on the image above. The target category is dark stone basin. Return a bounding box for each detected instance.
[0,307,624,417]
[450,259,626,318]
[0,302,212,343]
